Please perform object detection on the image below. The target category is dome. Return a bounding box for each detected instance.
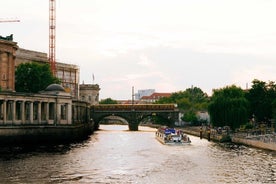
[45,84,65,92]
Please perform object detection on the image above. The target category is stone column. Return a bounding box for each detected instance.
[67,103,72,124]
[8,53,15,90]
[37,102,41,124]
[30,102,33,124]
[56,103,60,124]
[21,101,25,124]
[46,102,49,122]
[3,100,6,123]
[11,101,16,122]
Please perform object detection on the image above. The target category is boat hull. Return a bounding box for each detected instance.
[155,135,191,145]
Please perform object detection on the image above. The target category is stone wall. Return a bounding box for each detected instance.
[232,136,276,151]
[79,84,100,105]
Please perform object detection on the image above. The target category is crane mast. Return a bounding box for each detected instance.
[49,0,56,75]
[0,19,20,23]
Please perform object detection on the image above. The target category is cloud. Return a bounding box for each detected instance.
[137,54,153,67]
[3,0,276,100]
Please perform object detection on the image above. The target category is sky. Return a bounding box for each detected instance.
[1,0,276,100]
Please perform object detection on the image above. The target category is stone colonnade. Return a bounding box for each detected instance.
[0,96,72,125]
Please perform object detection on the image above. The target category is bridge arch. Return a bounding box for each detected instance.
[93,113,132,127]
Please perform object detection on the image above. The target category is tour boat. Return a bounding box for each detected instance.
[155,127,191,145]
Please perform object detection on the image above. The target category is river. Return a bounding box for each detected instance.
[0,125,275,184]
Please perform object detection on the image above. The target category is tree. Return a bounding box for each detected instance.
[181,110,197,123]
[208,85,249,130]
[156,87,209,124]
[157,87,209,111]
[15,62,60,93]
[99,98,118,104]
[245,79,276,123]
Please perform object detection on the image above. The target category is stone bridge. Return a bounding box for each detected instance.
[91,104,179,131]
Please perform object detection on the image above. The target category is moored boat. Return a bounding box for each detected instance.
[156,127,191,145]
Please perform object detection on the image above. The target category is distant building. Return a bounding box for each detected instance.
[196,111,210,123]
[135,89,155,100]
[140,92,171,104]
[79,83,100,105]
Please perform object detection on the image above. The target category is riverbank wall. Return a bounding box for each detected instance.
[231,136,276,151]
[0,123,94,145]
[182,126,276,151]
[181,126,231,142]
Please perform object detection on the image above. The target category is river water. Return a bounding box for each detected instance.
[0,125,275,184]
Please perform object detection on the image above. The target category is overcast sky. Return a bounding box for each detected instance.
[1,0,276,100]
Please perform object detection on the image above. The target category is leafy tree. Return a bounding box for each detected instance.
[245,79,276,123]
[181,110,197,123]
[208,85,249,130]
[15,62,60,93]
[151,115,171,126]
[156,87,209,124]
[272,99,276,128]
[157,87,209,111]
[99,98,118,104]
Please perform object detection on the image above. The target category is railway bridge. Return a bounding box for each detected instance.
[91,104,179,131]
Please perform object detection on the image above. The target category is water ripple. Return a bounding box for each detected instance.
[0,125,275,184]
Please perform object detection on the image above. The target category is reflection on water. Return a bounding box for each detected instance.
[0,125,275,184]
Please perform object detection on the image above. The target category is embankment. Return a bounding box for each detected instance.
[182,126,276,151]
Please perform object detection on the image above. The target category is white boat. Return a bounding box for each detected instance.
[156,127,191,145]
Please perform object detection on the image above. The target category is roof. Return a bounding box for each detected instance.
[141,92,171,100]
[45,84,65,92]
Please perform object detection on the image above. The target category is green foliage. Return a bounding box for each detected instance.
[208,85,249,130]
[157,87,209,111]
[272,99,276,122]
[99,98,118,104]
[181,110,197,123]
[245,79,276,123]
[15,62,60,93]
[0,86,1,92]
[245,123,253,129]
[156,87,209,124]
[151,115,171,126]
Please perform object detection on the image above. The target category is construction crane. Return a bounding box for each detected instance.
[49,0,56,75]
[0,19,20,23]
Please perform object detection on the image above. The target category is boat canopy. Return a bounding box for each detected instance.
[164,128,176,135]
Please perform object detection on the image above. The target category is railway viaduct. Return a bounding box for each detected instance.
[91,104,179,131]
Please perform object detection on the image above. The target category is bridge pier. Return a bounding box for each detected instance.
[128,123,139,131]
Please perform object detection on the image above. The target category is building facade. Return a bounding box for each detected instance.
[140,92,172,104]
[135,89,155,100]
[0,38,18,91]
[79,84,100,105]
